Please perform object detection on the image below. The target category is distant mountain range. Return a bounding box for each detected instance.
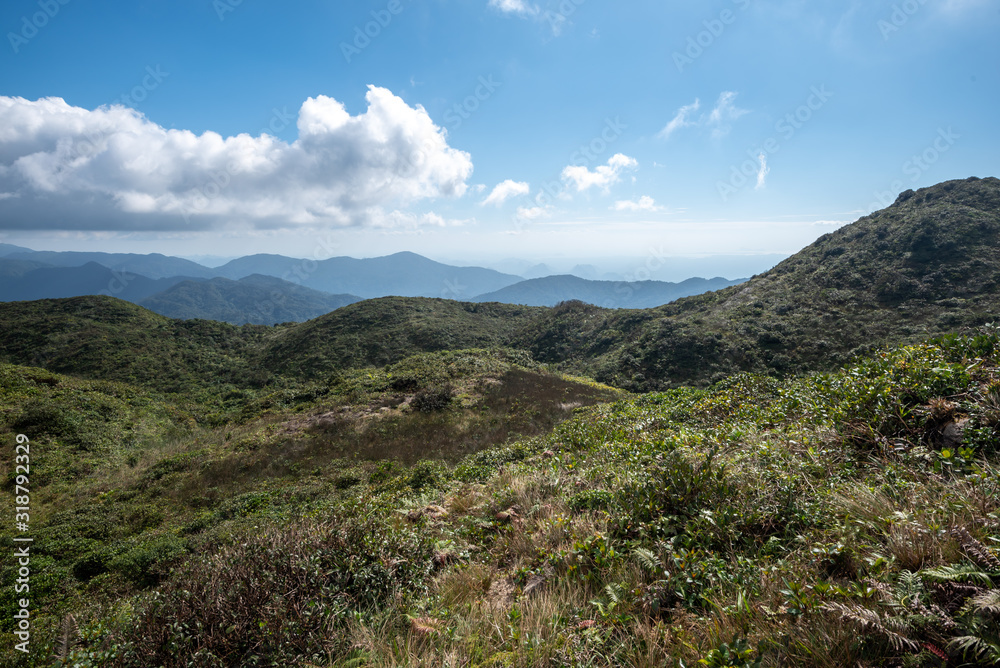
[210,251,523,299]
[471,274,744,308]
[2,250,218,279]
[0,246,747,324]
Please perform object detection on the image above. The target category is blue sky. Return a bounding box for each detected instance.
[0,0,997,273]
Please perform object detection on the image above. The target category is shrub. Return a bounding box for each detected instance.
[568,489,614,513]
[105,505,435,666]
[108,534,188,587]
[411,384,454,412]
[408,460,447,492]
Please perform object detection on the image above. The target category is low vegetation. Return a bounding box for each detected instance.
[2,328,998,666]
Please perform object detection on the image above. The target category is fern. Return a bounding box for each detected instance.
[964,590,1000,616]
[822,601,917,651]
[53,614,79,661]
[604,582,626,605]
[633,547,663,575]
[951,527,1000,573]
[921,563,995,587]
[948,635,1000,664]
[892,569,924,607]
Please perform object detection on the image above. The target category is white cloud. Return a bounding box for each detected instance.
[612,195,660,212]
[482,179,530,206]
[658,99,700,139]
[707,91,749,139]
[755,152,769,190]
[561,153,638,193]
[487,0,571,35]
[0,88,474,231]
[369,209,469,229]
[488,0,539,16]
[658,91,749,141]
[515,205,547,221]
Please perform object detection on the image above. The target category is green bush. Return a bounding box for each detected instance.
[103,505,434,666]
[108,534,187,587]
[568,489,614,513]
[411,384,454,412]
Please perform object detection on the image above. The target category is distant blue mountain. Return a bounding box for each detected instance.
[0,243,35,257]
[471,274,747,308]
[215,251,524,299]
[5,250,217,279]
[0,247,748,317]
[0,260,194,302]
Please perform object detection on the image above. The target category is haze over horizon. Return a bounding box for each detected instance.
[1,1,997,272]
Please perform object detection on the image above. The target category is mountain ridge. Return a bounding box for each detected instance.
[1,249,751,314]
[0,177,996,393]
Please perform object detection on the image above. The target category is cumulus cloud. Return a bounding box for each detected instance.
[482,179,530,206]
[561,154,637,193]
[612,195,660,212]
[658,91,749,140]
[0,88,473,231]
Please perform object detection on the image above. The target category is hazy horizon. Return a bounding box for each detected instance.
[0,238,789,283]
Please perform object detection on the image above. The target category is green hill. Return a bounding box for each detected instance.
[0,348,623,664]
[0,296,276,393]
[260,297,544,379]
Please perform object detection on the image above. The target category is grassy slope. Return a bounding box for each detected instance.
[5,332,998,667]
[0,348,622,666]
